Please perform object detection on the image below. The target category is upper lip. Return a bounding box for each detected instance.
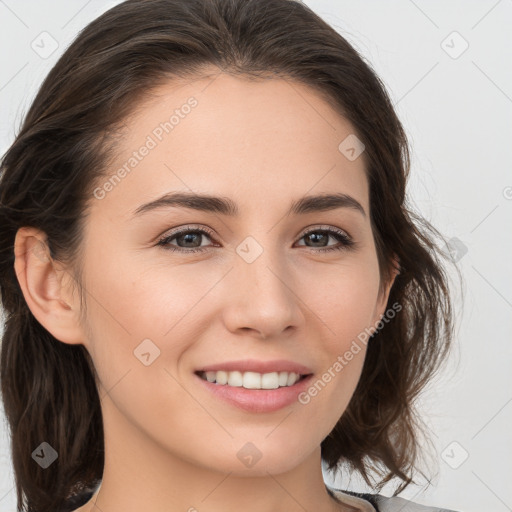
[196,359,313,375]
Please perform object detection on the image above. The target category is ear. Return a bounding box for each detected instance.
[371,253,401,327]
[13,226,86,345]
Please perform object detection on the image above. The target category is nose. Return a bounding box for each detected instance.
[222,248,305,340]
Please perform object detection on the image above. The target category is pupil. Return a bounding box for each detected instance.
[180,233,200,247]
[308,232,327,247]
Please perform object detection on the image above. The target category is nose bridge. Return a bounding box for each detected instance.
[224,234,303,337]
[237,236,290,301]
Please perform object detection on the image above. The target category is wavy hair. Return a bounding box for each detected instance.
[0,0,459,510]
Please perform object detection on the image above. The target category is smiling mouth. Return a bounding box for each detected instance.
[195,370,311,390]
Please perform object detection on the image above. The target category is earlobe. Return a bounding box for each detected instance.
[13,227,85,345]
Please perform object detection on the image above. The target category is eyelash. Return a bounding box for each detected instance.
[156,225,355,254]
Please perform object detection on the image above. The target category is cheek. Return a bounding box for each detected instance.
[295,277,378,439]
[295,255,379,406]
[300,254,381,349]
[82,242,218,346]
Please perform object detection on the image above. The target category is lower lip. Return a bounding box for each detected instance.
[195,373,314,413]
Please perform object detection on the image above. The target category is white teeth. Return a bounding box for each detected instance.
[286,372,297,386]
[243,371,262,389]
[260,372,279,389]
[278,372,289,387]
[227,371,243,387]
[199,370,303,389]
[216,371,228,385]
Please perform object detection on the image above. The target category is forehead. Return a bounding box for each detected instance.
[95,71,369,219]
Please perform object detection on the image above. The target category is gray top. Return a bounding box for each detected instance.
[326,484,461,512]
[61,483,461,512]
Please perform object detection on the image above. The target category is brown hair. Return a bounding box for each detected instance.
[0,0,459,510]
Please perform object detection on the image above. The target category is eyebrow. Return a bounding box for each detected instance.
[132,191,366,219]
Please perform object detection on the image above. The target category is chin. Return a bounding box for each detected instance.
[202,437,314,476]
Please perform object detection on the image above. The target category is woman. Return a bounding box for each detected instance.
[0,1,460,511]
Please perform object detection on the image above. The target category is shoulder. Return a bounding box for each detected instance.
[327,485,461,512]
[365,492,461,512]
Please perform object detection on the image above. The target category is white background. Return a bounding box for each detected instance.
[0,1,511,512]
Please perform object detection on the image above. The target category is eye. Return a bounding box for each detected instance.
[156,225,217,254]
[156,225,355,253]
[295,226,355,252]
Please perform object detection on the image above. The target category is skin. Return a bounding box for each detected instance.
[14,69,398,512]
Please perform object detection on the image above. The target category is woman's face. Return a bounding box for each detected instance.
[69,71,395,476]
